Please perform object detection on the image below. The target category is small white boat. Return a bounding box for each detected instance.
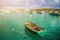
[25,21,46,37]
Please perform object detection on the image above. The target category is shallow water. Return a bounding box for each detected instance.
[0,12,60,40]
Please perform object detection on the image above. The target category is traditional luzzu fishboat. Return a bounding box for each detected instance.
[25,21,46,37]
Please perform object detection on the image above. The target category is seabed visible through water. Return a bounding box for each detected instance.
[0,12,60,40]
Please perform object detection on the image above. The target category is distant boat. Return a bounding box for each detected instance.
[50,13,60,16]
[30,12,32,14]
[25,21,46,37]
[50,11,60,16]
[37,12,42,14]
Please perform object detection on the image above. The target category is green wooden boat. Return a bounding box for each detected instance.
[25,21,46,37]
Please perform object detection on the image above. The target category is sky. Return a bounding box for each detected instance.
[0,0,60,9]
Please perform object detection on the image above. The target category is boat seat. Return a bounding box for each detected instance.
[33,26,41,31]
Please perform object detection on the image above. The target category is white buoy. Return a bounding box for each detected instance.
[29,15,32,18]
[12,28,15,31]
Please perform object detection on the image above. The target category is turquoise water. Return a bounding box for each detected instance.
[0,12,60,40]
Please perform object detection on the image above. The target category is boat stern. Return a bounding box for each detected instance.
[37,30,46,37]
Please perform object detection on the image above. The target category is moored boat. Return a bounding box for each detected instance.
[50,11,60,16]
[25,21,46,37]
[50,13,60,16]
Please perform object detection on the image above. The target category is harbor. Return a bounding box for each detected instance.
[0,0,60,40]
[0,11,60,40]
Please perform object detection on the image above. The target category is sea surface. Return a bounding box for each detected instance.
[0,12,60,40]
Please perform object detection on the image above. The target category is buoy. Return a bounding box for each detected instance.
[29,15,32,18]
[12,28,15,31]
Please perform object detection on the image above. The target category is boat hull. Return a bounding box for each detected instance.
[50,13,60,16]
[25,21,46,37]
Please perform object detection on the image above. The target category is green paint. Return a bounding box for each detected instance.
[38,30,46,37]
